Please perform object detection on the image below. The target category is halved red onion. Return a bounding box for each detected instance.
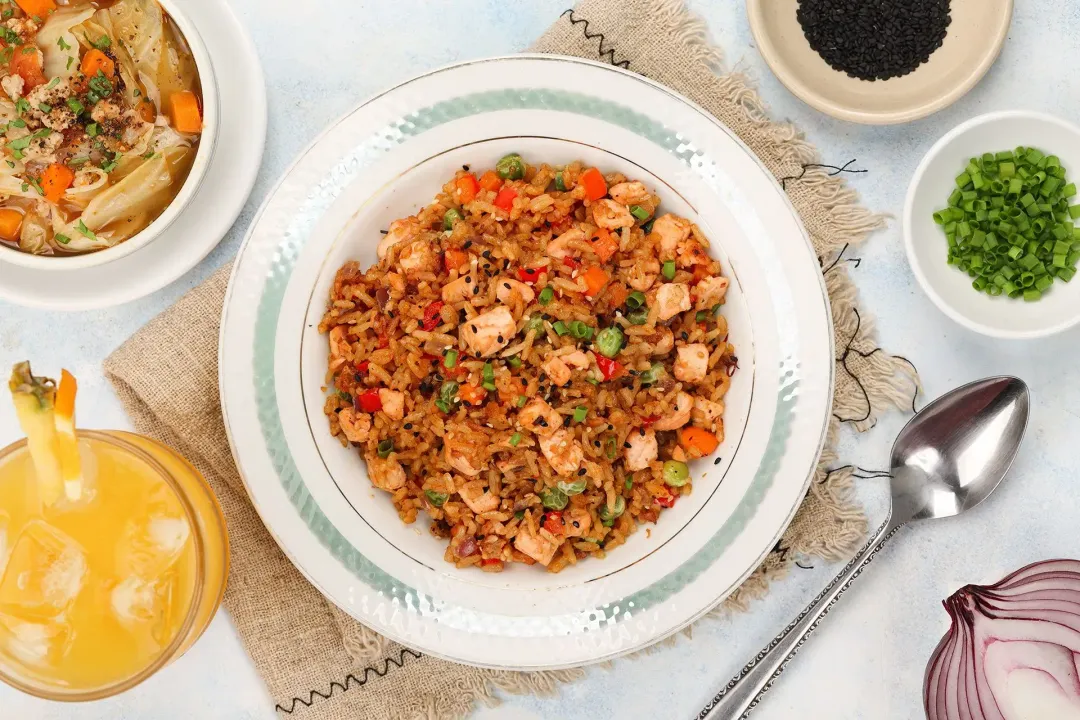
[925,559,1080,720]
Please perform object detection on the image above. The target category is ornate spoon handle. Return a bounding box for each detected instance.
[696,516,905,719]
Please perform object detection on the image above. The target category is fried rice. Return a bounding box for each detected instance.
[320,156,737,573]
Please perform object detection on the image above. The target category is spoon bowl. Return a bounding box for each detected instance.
[890,376,1029,524]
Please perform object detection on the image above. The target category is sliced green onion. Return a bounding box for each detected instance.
[554,170,566,191]
[524,315,545,335]
[627,307,649,325]
[377,439,394,458]
[641,218,655,234]
[662,260,676,281]
[624,477,633,492]
[552,320,569,336]
[424,490,448,507]
[507,355,522,369]
[598,496,626,524]
[572,406,587,423]
[604,436,618,460]
[538,286,554,305]
[663,460,690,487]
[639,362,665,386]
[509,432,522,447]
[626,291,646,309]
[594,326,624,358]
[516,395,528,407]
[629,205,650,221]
[443,208,463,230]
[569,320,593,340]
[443,349,458,368]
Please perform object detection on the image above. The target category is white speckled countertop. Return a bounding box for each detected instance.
[3,1,1079,718]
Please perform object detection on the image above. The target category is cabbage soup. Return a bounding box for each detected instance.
[0,0,202,256]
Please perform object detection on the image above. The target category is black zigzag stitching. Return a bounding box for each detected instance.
[780,159,868,190]
[561,9,631,69]
[275,648,423,715]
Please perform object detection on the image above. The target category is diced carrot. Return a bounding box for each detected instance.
[680,427,719,457]
[14,0,55,17]
[137,100,156,123]
[580,167,607,201]
[41,163,74,204]
[607,282,629,309]
[10,46,46,90]
[458,383,487,406]
[169,91,202,134]
[444,248,469,273]
[589,228,619,263]
[494,187,517,212]
[479,170,503,192]
[581,265,609,297]
[80,48,115,79]
[455,173,480,204]
[0,208,22,240]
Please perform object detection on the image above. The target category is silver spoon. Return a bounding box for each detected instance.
[697,376,1030,719]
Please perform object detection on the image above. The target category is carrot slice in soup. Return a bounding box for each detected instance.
[80,49,115,79]
[10,46,46,90]
[580,168,607,201]
[41,163,74,204]
[14,0,56,17]
[0,208,23,240]
[169,91,202,133]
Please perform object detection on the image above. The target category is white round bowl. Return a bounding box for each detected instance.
[0,0,218,271]
[904,111,1080,339]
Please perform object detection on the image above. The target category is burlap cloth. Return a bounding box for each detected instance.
[103,0,919,717]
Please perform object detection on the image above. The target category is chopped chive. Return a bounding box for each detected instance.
[509,432,522,447]
[538,286,554,305]
[573,406,587,423]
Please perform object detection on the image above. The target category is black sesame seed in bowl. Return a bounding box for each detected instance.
[746,0,1013,124]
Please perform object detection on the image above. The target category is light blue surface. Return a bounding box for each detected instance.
[1,1,1077,718]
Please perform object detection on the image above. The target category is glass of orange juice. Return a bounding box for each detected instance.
[0,363,228,701]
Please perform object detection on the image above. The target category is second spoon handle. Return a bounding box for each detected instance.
[696,515,905,719]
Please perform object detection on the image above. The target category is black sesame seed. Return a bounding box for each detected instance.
[465,276,472,283]
[459,309,468,322]
[497,335,504,343]
[681,332,689,341]
[462,164,470,171]
[520,378,527,386]
[503,282,511,290]
[379,229,389,235]
[572,520,580,528]
[471,325,478,333]
[796,0,952,82]
[404,423,413,429]
[483,250,492,259]
[577,468,586,476]
[464,240,473,249]
[714,457,722,465]
[623,441,631,448]
[473,286,480,295]
[639,428,645,436]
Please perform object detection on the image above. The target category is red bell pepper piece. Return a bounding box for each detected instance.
[562,256,581,270]
[422,301,445,331]
[542,511,565,536]
[355,389,382,412]
[655,491,676,509]
[516,267,544,284]
[355,361,370,374]
[494,187,517,212]
[593,353,624,381]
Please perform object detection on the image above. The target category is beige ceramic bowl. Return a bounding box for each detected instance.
[746,0,1014,125]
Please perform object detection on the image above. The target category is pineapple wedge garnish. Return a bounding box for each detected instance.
[53,370,84,502]
[8,362,63,506]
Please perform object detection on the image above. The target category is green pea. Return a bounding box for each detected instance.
[558,478,587,495]
[496,153,525,180]
[540,486,568,510]
[663,460,690,487]
[554,170,566,191]
[599,496,626,524]
[524,315,546,334]
[640,362,665,387]
[627,307,649,325]
[425,490,448,507]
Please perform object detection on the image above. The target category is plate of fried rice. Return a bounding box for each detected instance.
[219,55,833,669]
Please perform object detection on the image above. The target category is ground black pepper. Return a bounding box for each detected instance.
[796,0,951,81]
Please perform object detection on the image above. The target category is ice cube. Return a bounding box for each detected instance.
[115,488,190,579]
[0,520,86,620]
[0,611,72,668]
[110,572,179,649]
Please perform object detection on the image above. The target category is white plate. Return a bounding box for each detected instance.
[0,0,266,310]
[219,55,833,669]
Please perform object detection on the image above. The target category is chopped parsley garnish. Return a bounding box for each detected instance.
[86,71,114,105]
[66,97,83,115]
[31,128,51,139]
[77,220,95,240]
[100,151,120,173]
[66,56,73,71]
[14,98,29,115]
[31,15,41,23]
[68,156,89,166]
[0,27,18,45]
[86,123,100,137]
[55,233,70,245]
[28,178,43,196]
[5,161,13,169]
[21,46,35,55]
[92,35,111,51]
[57,36,71,52]
[1,10,11,20]
[46,77,59,90]
[7,136,31,151]
[10,118,24,128]
[37,103,51,114]
[142,150,157,159]
[0,48,12,64]
[19,182,27,191]
[133,89,141,98]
